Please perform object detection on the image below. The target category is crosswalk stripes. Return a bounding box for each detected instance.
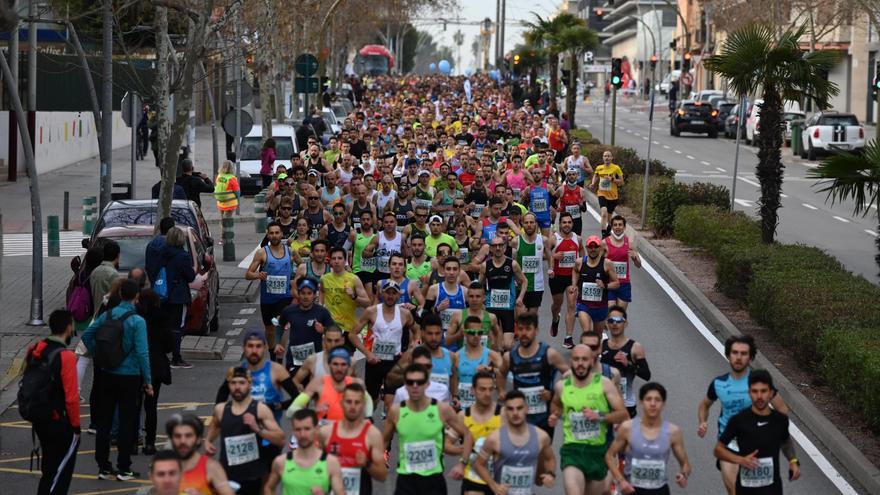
[2,231,86,257]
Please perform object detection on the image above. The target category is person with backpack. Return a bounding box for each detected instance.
[145,217,175,285]
[20,309,80,495]
[68,246,103,333]
[82,278,154,481]
[158,226,197,369]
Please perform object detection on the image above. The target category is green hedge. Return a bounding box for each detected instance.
[583,144,676,178]
[618,174,673,219]
[570,128,594,144]
[821,327,880,432]
[673,205,761,256]
[649,182,729,236]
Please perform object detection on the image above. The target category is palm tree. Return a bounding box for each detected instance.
[704,24,839,243]
[808,143,880,275]
[549,22,597,129]
[524,12,584,115]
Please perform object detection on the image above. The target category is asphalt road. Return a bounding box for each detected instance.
[0,206,865,494]
[576,96,880,283]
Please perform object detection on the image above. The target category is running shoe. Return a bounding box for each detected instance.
[97,469,115,480]
[563,336,574,349]
[116,471,140,481]
[550,317,560,337]
[170,360,193,369]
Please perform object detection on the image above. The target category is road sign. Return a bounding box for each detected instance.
[295,77,320,94]
[222,109,254,137]
[584,51,594,63]
[224,78,253,108]
[295,53,319,77]
[584,64,611,73]
[681,72,693,86]
[121,92,142,127]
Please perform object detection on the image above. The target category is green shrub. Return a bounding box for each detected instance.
[747,267,880,365]
[821,327,880,432]
[570,128,593,143]
[673,205,761,257]
[715,243,845,301]
[618,174,673,219]
[583,144,676,178]
[649,183,731,237]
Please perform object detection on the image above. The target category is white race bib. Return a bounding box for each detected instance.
[488,289,511,309]
[568,412,601,441]
[599,177,612,192]
[559,251,576,268]
[341,467,361,495]
[613,261,628,279]
[360,257,376,271]
[520,386,547,415]
[532,198,547,212]
[289,342,315,366]
[580,282,603,302]
[266,275,288,295]
[500,465,534,495]
[471,204,485,218]
[430,372,449,387]
[459,248,470,264]
[631,458,666,489]
[511,187,522,198]
[377,256,390,273]
[565,204,582,219]
[415,198,433,210]
[521,255,541,274]
[404,440,438,472]
[458,383,475,408]
[740,457,774,488]
[224,433,259,466]
[372,338,399,361]
[440,309,457,330]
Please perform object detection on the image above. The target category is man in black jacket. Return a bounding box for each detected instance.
[175,159,214,208]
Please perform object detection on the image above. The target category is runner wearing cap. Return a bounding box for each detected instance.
[276,278,336,376]
[425,215,459,258]
[205,366,286,495]
[349,279,417,412]
[320,247,371,342]
[571,235,620,337]
[286,347,372,426]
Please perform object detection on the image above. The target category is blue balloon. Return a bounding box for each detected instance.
[438,60,451,75]
[490,70,500,81]
[464,68,473,77]
[429,62,437,71]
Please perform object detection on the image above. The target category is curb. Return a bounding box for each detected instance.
[218,280,259,304]
[633,224,880,494]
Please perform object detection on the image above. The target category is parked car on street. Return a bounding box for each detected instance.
[782,109,806,145]
[724,101,751,139]
[670,100,719,138]
[238,124,298,196]
[708,96,736,132]
[800,111,865,160]
[85,199,213,249]
[695,90,725,103]
[745,98,801,145]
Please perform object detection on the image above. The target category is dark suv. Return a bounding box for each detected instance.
[670,100,719,138]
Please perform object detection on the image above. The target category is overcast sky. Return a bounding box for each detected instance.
[424,0,563,72]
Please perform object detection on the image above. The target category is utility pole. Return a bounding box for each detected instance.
[495,0,501,67]
[611,87,617,145]
[23,0,43,326]
[27,0,36,170]
[234,11,242,182]
[499,0,506,64]
[100,0,113,210]
[9,21,18,182]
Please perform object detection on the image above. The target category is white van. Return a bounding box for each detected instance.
[238,123,298,196]
[745,99,801,146]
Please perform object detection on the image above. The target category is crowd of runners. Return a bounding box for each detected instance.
[28,74,802,495]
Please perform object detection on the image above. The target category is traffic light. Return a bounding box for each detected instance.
[875,62,880,101]
[596,8,604,20]
[611,58,623,89]
[514,54,520,65]
[650,54,658,70]
[683,52,692,72]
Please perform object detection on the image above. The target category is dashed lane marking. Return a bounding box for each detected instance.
[866,229,878,237]
[674,150,682,154]
[802,203,818,210]
[700,160,711,166]
[662,145,670,149]
[832,216,850,223]
[715,167,727,172]
[737,176,760,187]
[653,141,660,145]
[232,318,248,326]
[238,308,256,315]
[734,199,753,207]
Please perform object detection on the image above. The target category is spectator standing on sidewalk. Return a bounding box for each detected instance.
[175,159,215,208]
[90,241,121,317]
[160,227,197,369]
[82,279,154,481]
[24,309,81,495]
[137,288,174,455]
[68,246,103,333]
[146,217,175,286]
[260,138,277,189]
[214,160,240,241]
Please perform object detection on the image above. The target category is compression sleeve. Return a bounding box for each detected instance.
[281,375,298,398]
[365,393,374,418]
[634,358,651,381]
[286,392,311,418]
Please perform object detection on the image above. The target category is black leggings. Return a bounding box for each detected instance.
[143,381,163,446]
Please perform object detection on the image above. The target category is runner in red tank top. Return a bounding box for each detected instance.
[320,382,387,495]
[548,211,584,348]
[167,414,234,495]
[557,168,587,236]
[603,215,642,310]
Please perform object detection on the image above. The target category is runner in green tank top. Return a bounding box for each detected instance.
[448,283,502,351]
[350,211,378,303]
[405,236,433,289]
[515,213,550,317]
[549,344,628,495]
[383,363,474,495]
[265,409,344,495]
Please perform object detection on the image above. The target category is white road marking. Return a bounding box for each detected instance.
[734,199,753,207]
[238,246,259,269]
[802,203,818,210]
[232,318,248,326]
[2,231,86,258]
[581,202,858,495]
[700,160,711,166]
[832,216,850,223]
[737,176,760,187]
[801,162,818,168]
[239,308,256,315]
[715,167,727,172]
[865,229,879,237]
[674,150,682,154]
[642,136,649,140]
[633,132,641,136]
[781,194,789,198]
[226,328,242,337]
[686,155,695,160]
[653,141,660,145]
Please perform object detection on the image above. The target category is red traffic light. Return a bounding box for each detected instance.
[596,8,604,18]
[684,52,692,61]
[650,54,658,62]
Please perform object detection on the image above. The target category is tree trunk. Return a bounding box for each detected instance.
[548,52,559,114]
[755,85,784,243]
[260,67,272,141]
[566,55,578,129]
[153,6,172,220]
[99,0,113,210]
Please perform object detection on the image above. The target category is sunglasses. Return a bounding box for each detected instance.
[405,378,428,386]
[607,316,626,324]
[464,329,486,335]
[280,207,293,211]
[308,196,320,200]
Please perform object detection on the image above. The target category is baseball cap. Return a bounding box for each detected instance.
[307,169,319,177]
[242,329,267,343]
[382,280,401,292]
[586,235,602,247]
[297,278,318,292]
[418,170,431,177]
[429,215,443,224]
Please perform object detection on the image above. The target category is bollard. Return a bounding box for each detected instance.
[47,215,60,257]
[222,216,236,262]
[254,192,268,233]
[82,196,97,235]
[63,191,70,231]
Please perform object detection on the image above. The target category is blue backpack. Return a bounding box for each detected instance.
[153,266,169,301]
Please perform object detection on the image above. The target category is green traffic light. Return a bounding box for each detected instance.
[611,76,621,84]
[875,80,880,90]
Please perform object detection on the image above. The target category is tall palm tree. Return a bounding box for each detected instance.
[524,12,584,115]
[704,24,838,243]
[550,23,597,129]
[808,143,880,275]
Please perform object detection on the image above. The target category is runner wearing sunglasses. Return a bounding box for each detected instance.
[599,306,651,419]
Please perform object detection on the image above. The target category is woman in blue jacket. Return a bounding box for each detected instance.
[160,227,196,368]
